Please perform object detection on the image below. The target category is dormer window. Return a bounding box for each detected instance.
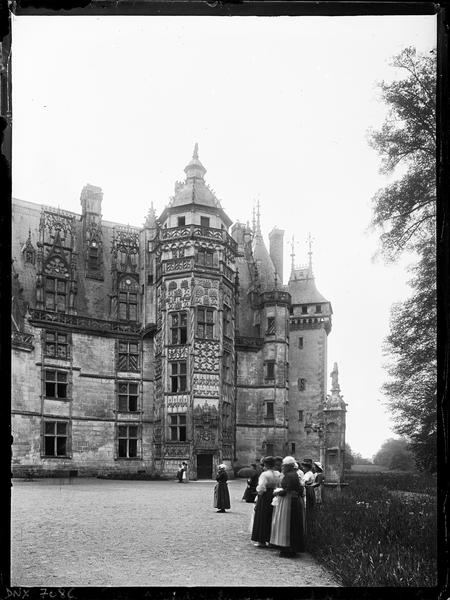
[301,305,308,314]
[315,305,322,313]
[177,216,186,226]
[22,232,36,265]
[200,216,210,228]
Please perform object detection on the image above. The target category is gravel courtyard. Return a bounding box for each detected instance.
[11,477,339,587]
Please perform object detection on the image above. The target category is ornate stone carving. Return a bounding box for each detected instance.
[194,340,219,372]
[167,346,188,360]
[41,209,75,246]
[166,394,189,411]
[165,258,192,273]
[193,401,219,447]
[28,309,140,334]
[112,226,140,273]
[83,219,104,280]
[193,373,220,397]
[22,230,36,265]
[164,444,190,457]
[154,330,162,355]
[165,279,191,310]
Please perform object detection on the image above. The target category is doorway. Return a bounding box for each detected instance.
[196,454,213,479]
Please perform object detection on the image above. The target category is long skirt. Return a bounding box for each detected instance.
[270,492,305,552]
[243,485,257,503]
[213,482,231,509]
[251,489,274,543]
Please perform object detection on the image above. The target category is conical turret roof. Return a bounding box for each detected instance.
[252,202,277,291]
[289,267,328,304]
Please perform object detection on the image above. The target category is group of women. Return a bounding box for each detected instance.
[213,455,324,558]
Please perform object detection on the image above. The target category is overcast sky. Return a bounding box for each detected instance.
[11,14,436,458]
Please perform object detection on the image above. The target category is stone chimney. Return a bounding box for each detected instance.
[269,227,284,285]
[80,184,103,216]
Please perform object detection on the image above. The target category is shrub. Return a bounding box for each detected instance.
[307,475,437,586]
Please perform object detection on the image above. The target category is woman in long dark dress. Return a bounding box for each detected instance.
[251,456,280,547]
[213,464,231,513]
[242,463,259,503]
[270,455,306,557]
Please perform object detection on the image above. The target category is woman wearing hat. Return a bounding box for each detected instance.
[312,461,324,504]
[270,456,305,557]
[301,458,316,510]
[251,456,280,547]
[242,463,260,503]
[213,464,231,513]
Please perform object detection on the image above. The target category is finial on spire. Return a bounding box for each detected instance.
[290,235,295,274]
[307,232,314,272]
[193,143,199,159]
[256,198,261,235]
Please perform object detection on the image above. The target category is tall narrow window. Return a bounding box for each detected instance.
[118,341,139,371]
[223,306,232,338]
[315,304,322,313]
[45,370,68,399]
[118,425,139,458]
[169,414,187,441]
[170,312,187,344]
[118,381,139,412]
[298,378,306,391]
[88,243,99,270]
[266,317,275,335]
[45,277,67,312]
[45,331,69,359]
[200,216,210,228]
[170,361,187,393]
[197,307,214,338]
[301,305,308,314]
[290,442,296,455]
[118,277,139,321]
[264,360,275,381]
[298,337,304,349]
[298,410,304,422]
[222,351,231,383]
[266,401,274,419]
[43,420,68,457]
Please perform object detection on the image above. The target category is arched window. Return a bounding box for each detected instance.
[118,277,139,321]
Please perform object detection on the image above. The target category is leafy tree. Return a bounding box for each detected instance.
[352,453,373,466]
[344,442,354,471]
[368,47,437,472]
[373,438,416,471]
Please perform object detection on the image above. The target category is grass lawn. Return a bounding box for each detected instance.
[306,470,437,586]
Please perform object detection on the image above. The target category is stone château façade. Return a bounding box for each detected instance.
[11,146,346,481]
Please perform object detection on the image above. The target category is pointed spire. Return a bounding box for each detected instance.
[307,232,314,274]
[256,199,261,236]
[290,234,295,276]
[252,205,256,233]
[184,143,206,180]
[145,201,157,228]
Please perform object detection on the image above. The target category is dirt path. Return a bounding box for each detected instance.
[11,478,339,587]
